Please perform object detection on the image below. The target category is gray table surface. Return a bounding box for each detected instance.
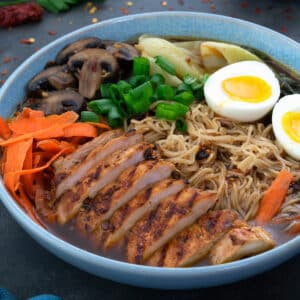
[1,0,300,299]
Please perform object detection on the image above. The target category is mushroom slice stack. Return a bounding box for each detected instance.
[68,48,119,99]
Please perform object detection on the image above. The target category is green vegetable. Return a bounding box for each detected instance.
[128,75,148,88]
[156,84,175,100]
[155,102,189,120]
[182,73,209,100]
[128,81,154,103]
[133,57,150,76]
[174,91,194,106]
[150,73,165,87]
[154,56,176,76]
[176,82,192,94]
[0,0,29,7]
[36,0,90,13]
[183,74,198,86]
[108,106,124,128]
[88,99,116,114]
[80,111,100,123]
[100,83,112,98]
[176,119,187,133]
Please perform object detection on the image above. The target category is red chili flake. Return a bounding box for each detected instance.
[48,30,57,36]
[185,57,191,64]
[20,37,35,44]
[2,56,11,64]
[255,7,261,14]
[280,26,288,33]
[34,47,41,52]
[1,69,8,77]
[0,79,5,85]
[285,7,293,14]
[240,1,248,9]
[168,7,174,11]
[0,2,43,28]
[120,7,129,14]
[177,0,184,5]
[210,4,216,11]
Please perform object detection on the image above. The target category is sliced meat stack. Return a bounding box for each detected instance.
[46,129,275,267]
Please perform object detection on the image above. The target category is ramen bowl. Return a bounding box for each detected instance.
[0,12,300,289]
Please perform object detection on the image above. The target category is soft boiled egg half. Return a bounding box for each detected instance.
[272,94,300,160]
[204,61,280,122]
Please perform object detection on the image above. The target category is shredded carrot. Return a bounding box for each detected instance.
[256,170,294,225]
[37,139,75,154]
[0,116,11,139]
[86,122,111,130]
[63,122,98,138]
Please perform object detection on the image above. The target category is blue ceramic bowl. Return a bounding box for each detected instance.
[1,12,300,289]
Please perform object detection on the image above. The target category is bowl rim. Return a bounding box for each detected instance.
[1,10,300,280]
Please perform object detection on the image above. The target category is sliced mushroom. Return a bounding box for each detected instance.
[67,48,119,99]
[23,90,85,115]
[55,37,105,65]
[27,65,76,97]
[106,42,139,63]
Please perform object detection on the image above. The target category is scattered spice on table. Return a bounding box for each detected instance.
[255,7,261,14]
[1,69,8,77]
[161,1,168,7]
[2,57,11,64]
[0,2,44,28]
[126,1,133,7]
[20,37,36,44]
[47,30,57,36]
[240,1,248,9]
[89,6,98,14]
[281,26,288,33]
[120,7,129,14]
[91,17,98,23]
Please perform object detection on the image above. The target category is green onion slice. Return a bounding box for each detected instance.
[88,99,116,114]
[154,56,176,75]
[133,57,150,76]
[80,111,99,123]
[174,91,194,106]
[155,102,189,120]
[156,84,175,100]
[176,119,188,133]
[108,106,124,128]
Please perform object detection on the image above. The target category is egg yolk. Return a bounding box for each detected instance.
[222,75,272,103]
[282,112,300,143]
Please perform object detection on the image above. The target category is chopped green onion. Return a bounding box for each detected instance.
[129,81,154,103]
[150,74,165,87]
[156,84,175,100]
[176,119,187,133]
[128,75,148,88]
[154,56,176,76]
[155,102,189,120]
[80,111,99,123]
[108,106,124,128]
[100,83,112,98]
[133,57,150,76]
[183,74,198,86]
[174,91,194,106]
[176,82,192,94]
[117,80,132,94]
[109,84,122,101]
[88,99,116,114]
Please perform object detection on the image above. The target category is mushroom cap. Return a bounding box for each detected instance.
[27,65,76,98]
[23,90,85,115]
[55,37,105,65]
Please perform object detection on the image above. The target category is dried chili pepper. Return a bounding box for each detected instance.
[0,2,44,28]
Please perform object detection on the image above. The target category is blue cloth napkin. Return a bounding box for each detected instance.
[0,288,61,300]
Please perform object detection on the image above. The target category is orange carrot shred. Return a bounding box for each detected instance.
[86,122,111,130]
[63,122,98,138]
[256,170,294,225]
[0,116,11,139]
[37,139,75,154]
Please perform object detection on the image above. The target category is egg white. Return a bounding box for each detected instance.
[204,61,280,122]
[272,94,300,160]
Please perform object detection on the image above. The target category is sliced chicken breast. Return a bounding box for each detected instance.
[57,143,157,224]
[55,130,143,198]
[104,179,186,248]
[53,129,122,176]
[147,210,237,267]
[126,188,217,263]
[74,161,175,239]
[209,223,275,265]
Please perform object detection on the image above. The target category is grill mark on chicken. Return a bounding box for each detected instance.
[74,162,175,242]
[53,129,123,178]
[210,221,276,265]
[147,210,237,267]
[55,130,143,198]
[126,188,217,264]
[104,179,186,248]
[57,143,154,224]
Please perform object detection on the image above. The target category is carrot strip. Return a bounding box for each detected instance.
[86,122,111,130]
[256,170,294,225]
[0,116,11,139]
[63,122,98,138]
[21,141,35,199]
[37,139,75,154]
[3,138,33,194]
